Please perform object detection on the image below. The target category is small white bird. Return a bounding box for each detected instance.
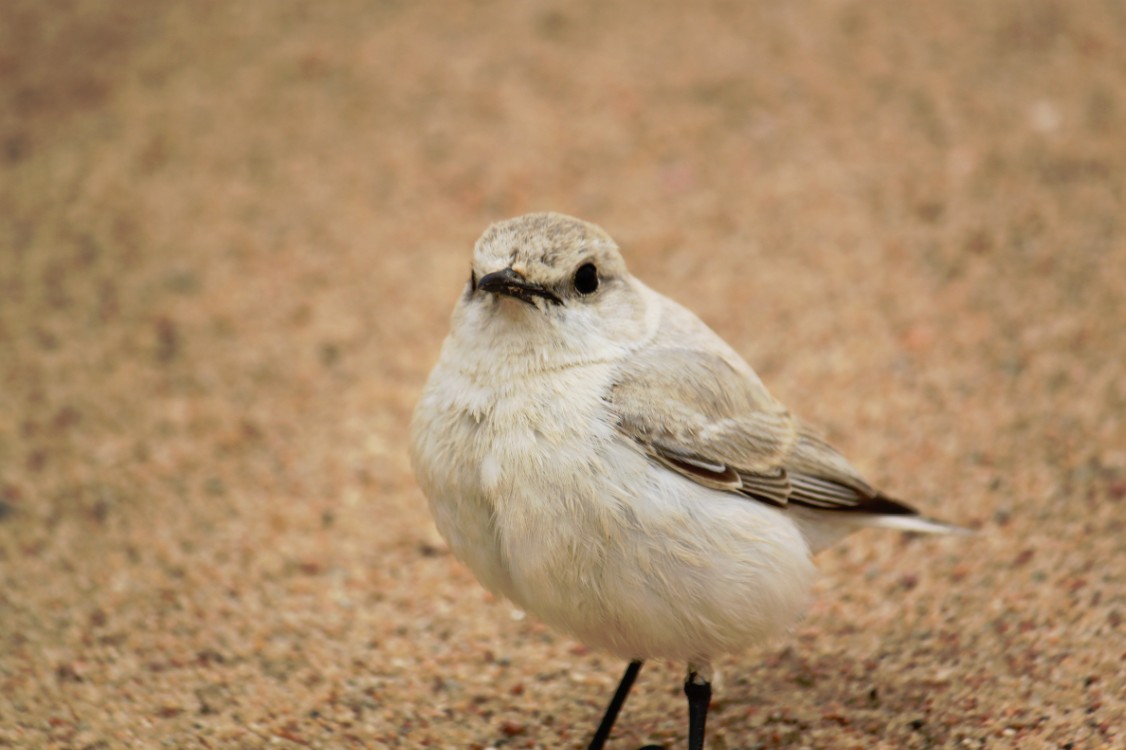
[410,213,960,750]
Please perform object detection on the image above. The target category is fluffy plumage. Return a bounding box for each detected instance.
[410,212,961,728]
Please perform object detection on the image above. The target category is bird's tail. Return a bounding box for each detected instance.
[793,507,973,553]
[852,513,973,536]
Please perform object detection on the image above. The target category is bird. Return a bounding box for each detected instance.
[409,212,962,749]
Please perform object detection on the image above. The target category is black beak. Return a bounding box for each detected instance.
[476,268,562,306]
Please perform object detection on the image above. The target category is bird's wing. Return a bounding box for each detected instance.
[607,347,918,516]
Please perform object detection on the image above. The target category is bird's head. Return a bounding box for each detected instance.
[451,213,654,367]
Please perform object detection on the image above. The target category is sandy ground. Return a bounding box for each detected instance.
[2,1,1124,748]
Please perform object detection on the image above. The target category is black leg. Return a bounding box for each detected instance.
[588,660,644,750]
[684,675,711,750]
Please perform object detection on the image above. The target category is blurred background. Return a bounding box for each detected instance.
[1,1,1123,747]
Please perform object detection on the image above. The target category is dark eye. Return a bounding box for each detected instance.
[573,263,599,295]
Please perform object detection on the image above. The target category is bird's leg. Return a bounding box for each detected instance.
[587,660,644,750]
[684,668,712,750]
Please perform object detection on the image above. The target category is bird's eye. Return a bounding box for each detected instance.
[573,263,599,295]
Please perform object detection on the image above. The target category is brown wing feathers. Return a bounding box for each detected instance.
[609,348,921,518]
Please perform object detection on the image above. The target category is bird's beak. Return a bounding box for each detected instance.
[476,268,562,306]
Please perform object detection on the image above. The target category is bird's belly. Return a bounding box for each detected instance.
[413,363,623,606]
[494,440,818,663]
[414,368,817,663]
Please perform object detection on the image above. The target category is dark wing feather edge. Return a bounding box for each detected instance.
[609,348,922,518]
